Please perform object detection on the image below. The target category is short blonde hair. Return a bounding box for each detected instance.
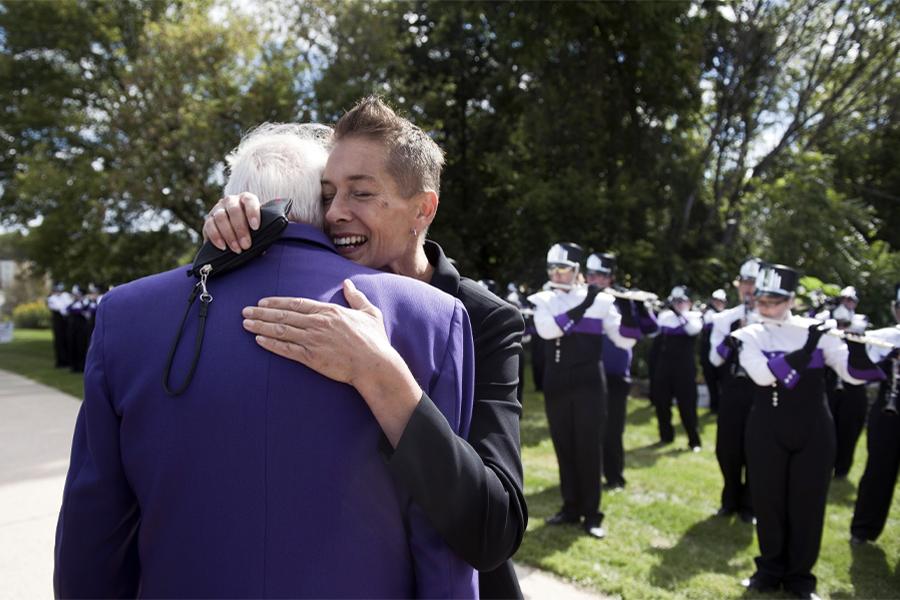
[334,96,444,197]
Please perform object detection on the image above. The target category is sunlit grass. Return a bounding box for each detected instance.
[517,367,900,599]
[0,328,84,399]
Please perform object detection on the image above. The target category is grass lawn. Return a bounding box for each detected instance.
[0,328,84,399]
[2,328,898,597]
[516,369,900,598]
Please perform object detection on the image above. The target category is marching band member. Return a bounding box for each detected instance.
[709,258,762,523]
[826,285,870,478]
[529,243,638,539]
[850,284,900,545]
[700,288,727,414]
[733,264,883,599]
[584,252,658,490]
[46,283,73,368]
[651,286,704,450]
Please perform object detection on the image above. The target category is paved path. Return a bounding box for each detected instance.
[0,369,605,599]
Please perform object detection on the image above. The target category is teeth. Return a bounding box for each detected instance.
[333,235,367,247]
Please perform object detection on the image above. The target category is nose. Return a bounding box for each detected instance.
[325,192,352,226]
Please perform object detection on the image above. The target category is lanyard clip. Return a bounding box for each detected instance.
[198,264,213,303]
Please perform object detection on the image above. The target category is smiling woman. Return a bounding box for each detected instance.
[203,96,528,598]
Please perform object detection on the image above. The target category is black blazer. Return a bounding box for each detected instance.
[381,241,527,599]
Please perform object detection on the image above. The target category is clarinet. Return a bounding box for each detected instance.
[885,357,899,416]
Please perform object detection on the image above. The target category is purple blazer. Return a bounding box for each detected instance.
[54,223,478,598]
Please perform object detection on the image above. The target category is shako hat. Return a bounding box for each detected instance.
[586,252,616,275]
[668,285,691,302]
[546,242,585,269]
[754,264,799,298]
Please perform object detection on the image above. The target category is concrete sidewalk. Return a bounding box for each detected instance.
[0,369,604,599]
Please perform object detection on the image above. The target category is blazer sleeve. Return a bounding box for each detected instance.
[385,300,527,572]
[54,303,141,598]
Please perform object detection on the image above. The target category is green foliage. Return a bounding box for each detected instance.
[11,300,51,329]
[0,0,897,319]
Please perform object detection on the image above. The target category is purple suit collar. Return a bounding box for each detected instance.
[281,222,338,253]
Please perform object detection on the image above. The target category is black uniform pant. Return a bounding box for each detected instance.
[851,399,900,542]
[603,375,630,487]
[715,374,754,514]
[701,357,721,413]
[828,382,869,477]
[51,312,70,368]
[651,362,701,447]
[545,380,607,525]
[745,393,835,596]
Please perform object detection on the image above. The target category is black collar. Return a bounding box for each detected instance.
[424,240,460,297]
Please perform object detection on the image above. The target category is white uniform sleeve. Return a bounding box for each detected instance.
[528,292,563,340]
[708,308,740,367]
[602,300,637,350]
[683,311,703,336]
[735,328,777,387]
[822,335,866,385]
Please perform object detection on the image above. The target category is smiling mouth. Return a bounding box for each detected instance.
[332,235,368,251]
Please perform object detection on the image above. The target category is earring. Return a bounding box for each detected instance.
[411,227,418,237]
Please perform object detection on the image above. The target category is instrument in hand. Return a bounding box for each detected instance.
[886,357,899,416]
[757,316,899,350]
[603,288,664,310]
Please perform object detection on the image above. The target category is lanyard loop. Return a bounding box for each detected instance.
[163,265,213,396]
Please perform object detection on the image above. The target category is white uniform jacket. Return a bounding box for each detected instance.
[733,315,869,390]
[528,286,637,351]
[709,304,759,367]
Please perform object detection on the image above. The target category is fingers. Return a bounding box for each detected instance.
[211,198,243,254]
[203,213,227,250]
[241,193,262,231]
[226,195,254,250]
[255,296,333,315]
[343,279,379,316]
[253,335,312,365]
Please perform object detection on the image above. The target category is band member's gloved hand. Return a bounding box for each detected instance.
[785,323,830,371]
[618,300,638,330]
[566,284,601,323]
[635,300,651,319]
[847,338,881,374]
[725,334,742,354]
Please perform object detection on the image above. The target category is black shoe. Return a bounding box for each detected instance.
[739,511,756,525]
[741,576,779,593]
[786,590,821,600]
[545,511,580,526]
[715,507,735,518]
[654,437,674,448]
[605,480,626,491]
[850,534,868,546]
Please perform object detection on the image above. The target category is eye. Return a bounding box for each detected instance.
[352,191,373,198]
[321,194,334,205]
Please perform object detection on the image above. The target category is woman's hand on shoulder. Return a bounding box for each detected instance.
[203,192,262,254]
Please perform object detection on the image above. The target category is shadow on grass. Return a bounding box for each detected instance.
[519,485,585,562]
[521,390,550,448]
[827,476,857,507]
[649,514,755,590]
[625,442,686,469]
[830,541,900,599]
[625,401,656,427]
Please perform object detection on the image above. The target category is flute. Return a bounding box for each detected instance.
[757,316,898,350]
[603,288,664,310]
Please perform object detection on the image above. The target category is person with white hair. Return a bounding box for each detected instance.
[55,120,479,597]
[203,97,527,599]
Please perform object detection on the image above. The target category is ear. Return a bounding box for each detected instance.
[414,190,439,228]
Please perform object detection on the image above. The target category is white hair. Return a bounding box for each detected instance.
[224,123,332,228]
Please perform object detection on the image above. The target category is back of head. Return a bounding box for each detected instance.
[333,96,445,198]
[225,123,332,228]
